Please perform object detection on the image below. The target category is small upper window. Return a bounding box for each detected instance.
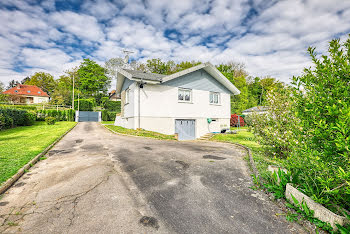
[210,92,220,104]
[38,91,41,94]
[178,88,191,102]
[27,90,31,93]
[15,90,18,93]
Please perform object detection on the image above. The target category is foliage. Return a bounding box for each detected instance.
[264,169,292,199]
[230,114,245,127]
[250,87,296,158]
[249,36,350,214]
[102,110,118,121]
[7,80,19,89]
[36,109,75,121]
[146,59,201,75]
[0,104,37,110]
[25,72,56,95]
[24,111,36,126]
[103,100,121,112]
[50,73,74,105]
[74,99,95,111]
[0,122,76,184]
[105,125,176,140]
[77,58,111,99]
[336,212,350,233]
[45,117,56,125]
[0,108,36,129]
[288,37,350,213]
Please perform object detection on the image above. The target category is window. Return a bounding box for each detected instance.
[209,92,220,104]
[125,89,129,104]
[178,88,192,102]
[27,90,31,93]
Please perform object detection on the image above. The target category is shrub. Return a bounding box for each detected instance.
[24,111,36,126]
[0,104,37,110]
[36,109,75,121]
[0,113,5,130]
[103,100,121,112]
[74,99,94,111]
[102,110,117,121]
[45,117,56,125]
[230,114,245,127]
[0,108,35,129]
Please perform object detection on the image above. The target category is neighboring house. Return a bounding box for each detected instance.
[108,90,121,101]
[242,106,269,115]
[2,84,49,104]
[114,62,240,140]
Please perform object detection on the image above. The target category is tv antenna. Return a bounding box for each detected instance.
[123,50,134,64]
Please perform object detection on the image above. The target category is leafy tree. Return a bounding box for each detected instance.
[21,76,30,84]
[0,81,4,92]
[105,57,125,80]
[289,36,350,211]
[77,58,110,102]
[7,80,19,89]
[25,72,56,95]
[0,81,9,102]
[145,59,201,75]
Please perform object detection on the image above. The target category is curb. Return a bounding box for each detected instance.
[0,122,77,195]
[101,124,177,141]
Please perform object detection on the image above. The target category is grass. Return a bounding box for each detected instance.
[105,125,176,140]
[211,128,280,173]
[101,121,115,125]
[0,121,76,185]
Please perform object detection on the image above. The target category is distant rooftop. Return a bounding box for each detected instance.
[242,106,269,113]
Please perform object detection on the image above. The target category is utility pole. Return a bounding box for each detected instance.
[72,74,75,110]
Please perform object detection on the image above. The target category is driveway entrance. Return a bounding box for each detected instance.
[76,111,101,122]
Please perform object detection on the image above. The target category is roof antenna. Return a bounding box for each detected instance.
[123,50,134,64]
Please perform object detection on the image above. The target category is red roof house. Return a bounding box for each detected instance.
[3,84,50,104]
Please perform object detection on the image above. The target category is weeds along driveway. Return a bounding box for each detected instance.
[0,122,304,233]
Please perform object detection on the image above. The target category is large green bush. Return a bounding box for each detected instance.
[36,109,75,121]
[103,100,121,112]
[251,36,350,213]
[45,117,56,125]
[74,99,95,111]
[0,108,36,129]
[0,105,37,110]
[102,110,117,121]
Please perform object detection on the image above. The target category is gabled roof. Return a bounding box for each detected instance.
[116,62,240,95]
[3,84,49,97]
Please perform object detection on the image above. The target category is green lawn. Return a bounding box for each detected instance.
[211,129,280,172]
[101,121,115,125]
[104,125,176,140]
[0,121,76,185]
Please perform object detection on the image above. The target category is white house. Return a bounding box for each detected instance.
[114,62,240,140]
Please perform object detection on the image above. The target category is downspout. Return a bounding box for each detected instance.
[138,82,140,129]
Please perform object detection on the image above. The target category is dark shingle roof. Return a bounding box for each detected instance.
[122,69,166,81]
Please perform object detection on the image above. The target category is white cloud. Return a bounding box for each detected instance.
[50,11,104,41]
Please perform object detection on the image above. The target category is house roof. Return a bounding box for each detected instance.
[242,106,269,113]
[121,69,166,81]
[3,84,49,97]
[116,63,240,95]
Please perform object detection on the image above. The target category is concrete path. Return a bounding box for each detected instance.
[0,122,304,233]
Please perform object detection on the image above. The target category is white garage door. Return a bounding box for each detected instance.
[175,119,195,140]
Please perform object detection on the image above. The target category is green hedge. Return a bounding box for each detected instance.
[74,99,95,111]
[0,108,36,130]
[0,104,37,110]
[102,110,117,121]
[36,109,75,121]
[103,100,121,112]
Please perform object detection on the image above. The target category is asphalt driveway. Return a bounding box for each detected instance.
[0,122,304,233]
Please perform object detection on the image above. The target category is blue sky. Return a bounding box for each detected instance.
[0,0,350,88]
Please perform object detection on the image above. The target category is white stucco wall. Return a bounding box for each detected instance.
[115,83,231,138]
[33,96,49,103]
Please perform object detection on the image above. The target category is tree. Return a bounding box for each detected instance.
[25,72,56,95]
[0,81,4,92]
[7,80,19,89]
[77,59,110,103]
[105,57,125,80]
[21,77,30,84]
[217,62,249,114]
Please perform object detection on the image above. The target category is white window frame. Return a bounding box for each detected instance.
[125,88,130,105]
[178,88,192,103]
[209,92,220,105]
